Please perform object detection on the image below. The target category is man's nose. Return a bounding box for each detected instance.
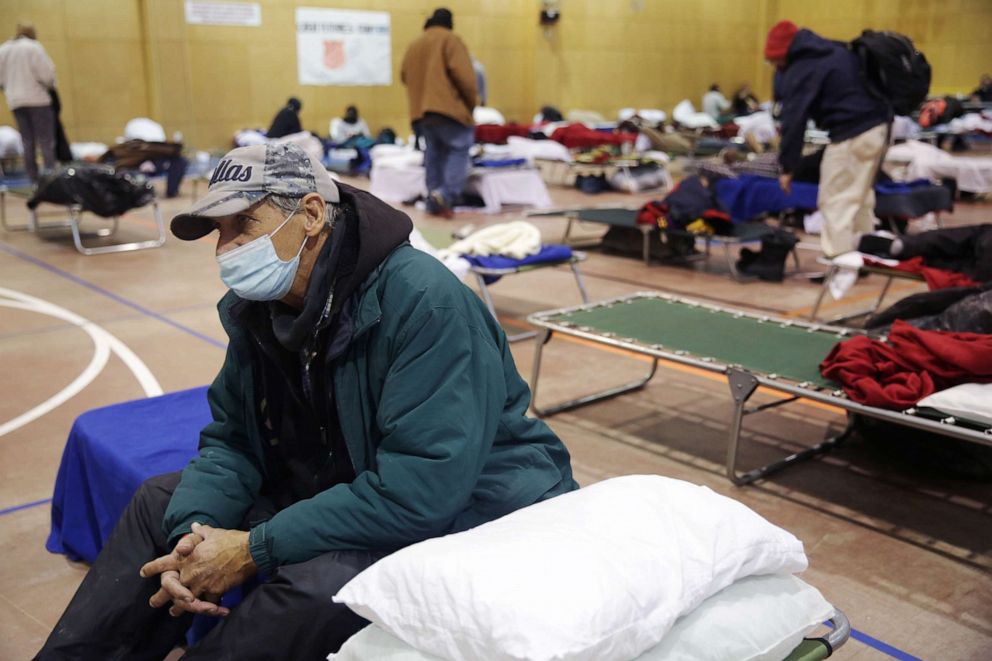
[215,230,239,256]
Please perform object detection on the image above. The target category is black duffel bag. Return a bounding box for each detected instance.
[28,163,155,218]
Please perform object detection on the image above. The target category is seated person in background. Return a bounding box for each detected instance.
[100,117,187,198]
[702,84,731,121]
[266,97,302,139]
[38,142,578,660]
[971,73,992,103]
[732,84,760,116]
[329,105,371,144]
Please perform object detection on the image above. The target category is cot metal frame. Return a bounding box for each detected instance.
[472,252,590,342]
[808,263,926,324]
[2,186,166,255]
[791,610,851,660]
[552,207,799,280]
[528,291,992,485]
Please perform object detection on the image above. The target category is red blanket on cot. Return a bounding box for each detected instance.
[820,320,992,409]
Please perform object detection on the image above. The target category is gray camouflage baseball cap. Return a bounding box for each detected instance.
[171,141,340,241]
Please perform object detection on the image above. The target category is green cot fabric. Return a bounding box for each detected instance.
[784,639,833,661]
[549,297,842,387]
[575,208,641,227]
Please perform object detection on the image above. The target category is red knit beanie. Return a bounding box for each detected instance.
[764,20,798,60]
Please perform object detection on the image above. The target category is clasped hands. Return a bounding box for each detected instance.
[140,522,256,618]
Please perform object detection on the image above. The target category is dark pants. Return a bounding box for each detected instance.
[37,473,383,661]
[13,105,57,181]
[149,156,189,198]
[421,114,474,208]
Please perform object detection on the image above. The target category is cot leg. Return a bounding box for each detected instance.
[870,275,894,315]
[562,216,575,245]
[807,265,838,321]
[474,272,536,343]
[0,187,25,232]
[724,242,744,281]
[529,327,552,415]
[569,260,590,304]
[69,201,167,256]
[530,346,659,418]
[725,368,855,485]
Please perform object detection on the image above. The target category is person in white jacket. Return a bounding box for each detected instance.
[329,105,371,144]
[0,23,56,181]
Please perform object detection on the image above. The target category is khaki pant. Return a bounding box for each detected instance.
[818,123,888,257]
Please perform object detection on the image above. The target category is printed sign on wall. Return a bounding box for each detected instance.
[185,1,261,27]
[296,8,392,86]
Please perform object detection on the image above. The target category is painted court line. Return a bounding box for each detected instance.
[0,287,163,437]
[0,497,52,518]
[849,628,924,661]
[0,241,226,350]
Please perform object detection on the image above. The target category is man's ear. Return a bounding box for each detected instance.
[301,193,327,237]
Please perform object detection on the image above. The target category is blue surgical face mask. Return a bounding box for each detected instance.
[216,201,306,301]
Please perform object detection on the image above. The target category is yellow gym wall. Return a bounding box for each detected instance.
[0,0,149,146]
[2,0,990,152]
[534,0,770,122]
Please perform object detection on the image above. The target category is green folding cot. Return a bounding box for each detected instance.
[528,292,992,485]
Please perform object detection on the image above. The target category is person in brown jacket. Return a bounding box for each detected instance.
[401,8,477,218]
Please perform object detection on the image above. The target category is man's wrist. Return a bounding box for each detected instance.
[239,531,257,575]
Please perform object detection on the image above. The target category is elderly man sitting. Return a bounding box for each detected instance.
[37,142,577,659]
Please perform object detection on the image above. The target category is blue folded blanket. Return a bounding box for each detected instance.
[464,244,573,284]
[474,157,528,168]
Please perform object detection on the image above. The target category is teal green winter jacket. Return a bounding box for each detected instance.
[163,241,578,573]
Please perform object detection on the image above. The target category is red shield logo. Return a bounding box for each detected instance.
[323,40,346,70]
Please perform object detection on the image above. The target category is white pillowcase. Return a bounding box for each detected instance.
[333,475,808,661]
[330,574,833,661]
[916,382,992,426]
[635,574,833,661]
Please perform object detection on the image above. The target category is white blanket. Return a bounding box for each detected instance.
[0,125,23,157]
[733,110,777,143]
[673,100,718,129]
[885,140,992,193]
[438,221,541,260]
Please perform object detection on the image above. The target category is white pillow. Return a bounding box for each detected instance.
[333,475,808,661]
[916,382,992,426]
[330,574,833,661]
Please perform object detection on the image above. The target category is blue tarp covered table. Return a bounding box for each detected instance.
[46,387,210,562]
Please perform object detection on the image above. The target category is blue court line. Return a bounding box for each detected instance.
[849,628,924,661]
[0,241,226,349]
[826,619,923,661]
[0,497,52,518]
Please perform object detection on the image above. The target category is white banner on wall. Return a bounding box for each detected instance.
[296,7,392,86]
[185,1,261,27]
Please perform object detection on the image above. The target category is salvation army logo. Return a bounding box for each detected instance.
[323,40,346,70]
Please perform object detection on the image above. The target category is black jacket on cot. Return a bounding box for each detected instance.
[898,224,992,283]
[775,29,889,175]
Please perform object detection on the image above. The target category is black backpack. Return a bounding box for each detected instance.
[850,30,931,116]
